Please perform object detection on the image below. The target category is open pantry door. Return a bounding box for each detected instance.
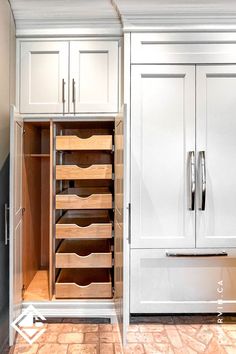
[9,105,23,345]
[114,104,128,343]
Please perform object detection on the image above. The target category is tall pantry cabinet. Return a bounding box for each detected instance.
[10,37,125,345]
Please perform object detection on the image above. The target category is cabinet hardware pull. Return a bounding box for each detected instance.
[72,79,76,103]
[4,203,9,246]
[188,151,195,210]
[166,251,228,257]
[62,79,66,103]
[199,151,206,211]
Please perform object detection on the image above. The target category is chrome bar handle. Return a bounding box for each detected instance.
[199,151,206,211]
[62,79,66,103]
[188,151,195,210]
[4,203,9,246]
[166,251,228,257]
[72,79,75,103]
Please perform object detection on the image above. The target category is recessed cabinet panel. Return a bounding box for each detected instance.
[131,65,195,249]
[130,249,236,313]
[20,41,69,114]
[196,65,236,247]
[70,41,118,113]
[131,33,236,64]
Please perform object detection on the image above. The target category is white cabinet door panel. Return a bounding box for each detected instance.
[9,107,23,345]
[131,65,195,249]
[20,41,69,114]
[70,41,118,113]
[130,249,236,313]
[196,65,236,248]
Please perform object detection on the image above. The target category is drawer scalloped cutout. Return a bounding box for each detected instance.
[56,240,112,268]
[56,210,112,239]
[56,188,112,210]
[55,269,112,299]
[56,135,112,151]
[56,164,112,180]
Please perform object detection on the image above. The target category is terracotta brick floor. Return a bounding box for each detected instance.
[10,316,236,353]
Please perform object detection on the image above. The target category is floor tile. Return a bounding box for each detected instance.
[100,331,117,343]
[165,326,183,348]
[68,344,97,354]
[124,344,144,354]
[100,343,114,354]
[38,344,68,354]
[126,332,154,343]
[12,344,38,354]
[84,332,99,343]
[139,324,164,332]
[72,324,98,333]
[179,331,206,352]
[58,332,84,344]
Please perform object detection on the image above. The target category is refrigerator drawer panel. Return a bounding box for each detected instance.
[130,249,236,313]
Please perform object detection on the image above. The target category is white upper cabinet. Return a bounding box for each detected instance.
[20,41,69,114]
[20,40,119,115]
[70,41,118,113]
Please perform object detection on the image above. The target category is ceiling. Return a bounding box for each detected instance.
[9,0,236,35]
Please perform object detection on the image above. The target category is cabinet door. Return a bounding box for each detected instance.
[20,41,69,114]
[70,41,118,113]
[9,106,23,345]
[114,107,125,342]
[196,65,236,248]
[131,65,195,249]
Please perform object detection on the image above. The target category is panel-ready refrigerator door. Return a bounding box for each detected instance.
[131,65,196,249]
[196,65,236,248]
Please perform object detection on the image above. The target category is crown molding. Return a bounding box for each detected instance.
[16,25,122,38]
[114,0,236,32]
[122,16,236,32]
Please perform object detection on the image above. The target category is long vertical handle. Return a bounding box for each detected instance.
[62,79,66,103]
[4,203,9,246]
[199,151,206,210]
[189,151,195,210]
[72,79,75,104]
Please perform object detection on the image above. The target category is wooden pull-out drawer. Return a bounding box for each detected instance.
[56,188,112,210]
[55,269,112,298]
[56,211,112,239]
[56,135,112,151]
[56,240,112,268]
[56,164,112,180]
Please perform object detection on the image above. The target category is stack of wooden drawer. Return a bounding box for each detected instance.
[55,132,113,299]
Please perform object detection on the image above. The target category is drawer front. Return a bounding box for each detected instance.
[55,269,112,299]
[131,249,236,313]
[56,240,112,268]
[131,33,236,64]
[55,282,112,298]
[56,135,112,151]
[56,193,112,209]
[56,165,112,180]
[56,223,112,239]
[56,252,112,268]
